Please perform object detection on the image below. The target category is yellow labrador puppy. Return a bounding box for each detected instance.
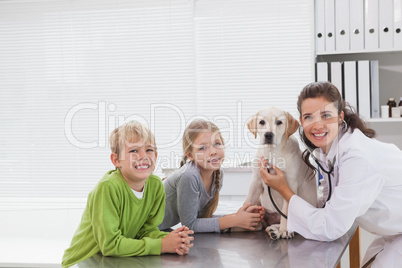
[245,107,317,239]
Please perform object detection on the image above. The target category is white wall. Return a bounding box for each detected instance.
[0,209,83,267]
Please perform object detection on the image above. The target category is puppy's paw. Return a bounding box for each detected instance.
[265,225,294,240]
[265,224,280,240]
[279,230,294,239]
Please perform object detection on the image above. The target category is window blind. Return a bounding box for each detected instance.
[0,0,196,209]
[195,0,314,167]
[0,0,313,209]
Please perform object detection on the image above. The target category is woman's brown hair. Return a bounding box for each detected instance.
[180,119,224,218]
[297,82,376,170]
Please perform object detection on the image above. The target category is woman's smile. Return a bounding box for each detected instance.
[311,131,328,139]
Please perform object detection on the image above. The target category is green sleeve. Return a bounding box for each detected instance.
[137,180,169,240]
[90,182,163,257]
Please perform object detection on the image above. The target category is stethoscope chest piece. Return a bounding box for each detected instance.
[266,164,288,219]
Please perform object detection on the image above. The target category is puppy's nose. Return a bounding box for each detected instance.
[264,132,274,144]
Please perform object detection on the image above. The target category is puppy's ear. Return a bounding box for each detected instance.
[284,112,299,140]
[247,113,259,139]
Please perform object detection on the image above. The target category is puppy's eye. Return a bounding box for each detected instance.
[259,120,265,125]
[275,120,282,125]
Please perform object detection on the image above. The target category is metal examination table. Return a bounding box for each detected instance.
[74,224,358,268]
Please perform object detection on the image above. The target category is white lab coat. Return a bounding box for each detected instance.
[287,128,402,267]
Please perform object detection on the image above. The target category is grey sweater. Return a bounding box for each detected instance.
[159,162,224,233]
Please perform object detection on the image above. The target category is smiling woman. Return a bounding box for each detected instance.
[300,97,344,154]
[259,82,402,267]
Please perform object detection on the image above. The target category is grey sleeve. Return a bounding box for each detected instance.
[177,175,220,233]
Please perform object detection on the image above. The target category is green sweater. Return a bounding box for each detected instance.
[62,169,168,268]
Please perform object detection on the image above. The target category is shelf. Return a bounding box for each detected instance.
[366,118,402,123]
[316,48,402,56]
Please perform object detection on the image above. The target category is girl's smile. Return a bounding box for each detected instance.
[208,157,221,163]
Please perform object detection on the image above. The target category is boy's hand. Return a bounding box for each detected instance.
[161,225,194,255]
[176,226,194,255]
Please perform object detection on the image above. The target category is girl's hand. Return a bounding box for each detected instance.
[234,203,263,230]
[245,204,265,222]
[258,157,295,203]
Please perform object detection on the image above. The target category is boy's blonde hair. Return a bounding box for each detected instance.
[181,119,224,218]
[109,120,156,158]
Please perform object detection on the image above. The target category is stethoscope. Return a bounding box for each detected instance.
[267,149,337,219]
[311,154,336,208]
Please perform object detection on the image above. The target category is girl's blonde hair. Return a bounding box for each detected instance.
[109,120,157,159]
[181,119,224,218]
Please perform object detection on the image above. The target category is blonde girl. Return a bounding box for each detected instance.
[159,119,263,233]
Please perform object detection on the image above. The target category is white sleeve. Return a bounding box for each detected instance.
[287,156,385,241]
[317,176,328,208]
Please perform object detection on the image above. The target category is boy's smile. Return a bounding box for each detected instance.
[135,164,151,170]
[111,140,157,192]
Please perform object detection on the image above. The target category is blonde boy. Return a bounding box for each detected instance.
[62,121,194,268]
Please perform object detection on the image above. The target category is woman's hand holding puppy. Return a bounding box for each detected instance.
[258,157,295,203]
